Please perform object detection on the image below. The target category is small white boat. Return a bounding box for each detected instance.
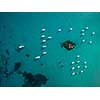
[42,45,47,48]
[85,27,89,30]
[83,61,87,64]
[84,65,88,69]
[91,32,95,35]
[42,39,47,43]
[69,27,72,31]
[81,29,85,33]
[41,35,46,38]
[80,70,84,73]
[71,61,75,65]
[18,45,24,49]
[72,67,75,70]
[72,72,76,76]
[57,28,62,32]
[81,39,86,43]
[88,40,93,44]
[81,33,85,36]
[76,55,80,58]
[42,51,47,55]
[35,56,41,60]
[76,60,80,63]
[47,36,52,40]
[77,66,80,69]
[41,28,46,32]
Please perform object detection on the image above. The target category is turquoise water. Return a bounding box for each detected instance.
[0,12,100,87]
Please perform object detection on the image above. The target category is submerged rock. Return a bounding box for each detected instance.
[14,62,21,72]
[5,62,22,77]
[61,40,76,50]
[2,25,6,29]
[26,54,30,58]
[0,62,3,72]
[40,63,44,66]
[21,71,48,87]
[0,41,2,44]
[5,49,10,55]
[33,74,48,86]
[0,54,10,79]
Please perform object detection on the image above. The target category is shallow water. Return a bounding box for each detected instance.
[0,12,100,87]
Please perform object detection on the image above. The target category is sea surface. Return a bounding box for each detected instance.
[0,12,100,87]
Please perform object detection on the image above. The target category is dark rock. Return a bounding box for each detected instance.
[21,72,48,87]
[26,54,30,58]
[59,64,64,68]
[9,62,22,76]
[40,63,44,66]
[34,74,48,86]
[23,72,34,82]
[61,40,76,50]
[15,48,22,53]
[9,35,13,39]
[0,41,2,44]
[2,25,6,29]
[14,62,21,72]
[4,71,10,79]
[57,61,63,65]
[5,49,10,55]
[0,54,10,79]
